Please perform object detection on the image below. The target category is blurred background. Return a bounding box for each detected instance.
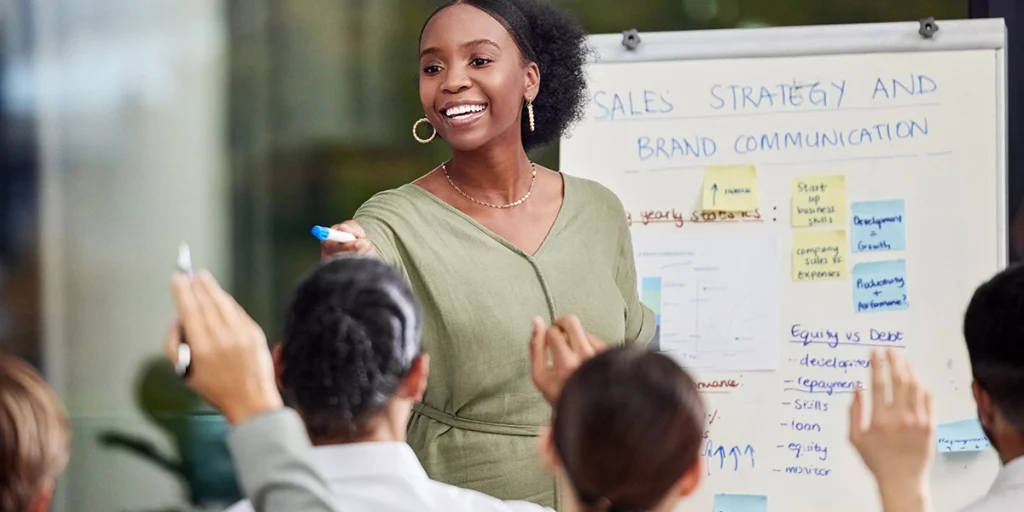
[0,0,1011,510]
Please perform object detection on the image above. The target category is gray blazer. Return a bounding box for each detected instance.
[227,408,341,512]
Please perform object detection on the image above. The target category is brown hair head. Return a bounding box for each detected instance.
[552,347,705,512]
[0,356,71,511]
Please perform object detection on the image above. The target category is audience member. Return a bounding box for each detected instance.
[541,347,704,512]
[0,355,71,512]
[224,255,578,511]
[165,259,595,512]
[959,264,1024,510]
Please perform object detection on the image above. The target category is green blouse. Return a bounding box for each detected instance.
[354,173,655,508]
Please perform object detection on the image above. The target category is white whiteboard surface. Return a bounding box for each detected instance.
[560,19,1006,512]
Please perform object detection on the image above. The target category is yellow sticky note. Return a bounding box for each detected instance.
[792,175,847,227]
[793,230,847,282]
[703,165,758,212]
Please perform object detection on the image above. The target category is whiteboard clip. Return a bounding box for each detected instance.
[622,29,641,50]
[918,17,939,39]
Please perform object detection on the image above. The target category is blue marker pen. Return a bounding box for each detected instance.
[312,225,356,243]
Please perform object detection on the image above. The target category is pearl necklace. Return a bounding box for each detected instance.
[442,161,537,209]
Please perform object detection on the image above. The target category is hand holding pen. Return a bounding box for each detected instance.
[165,244,283,424]
[173,244,193,378]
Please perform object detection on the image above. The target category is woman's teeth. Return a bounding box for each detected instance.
[445,104,486,118]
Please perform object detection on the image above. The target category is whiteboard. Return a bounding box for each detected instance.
[560,19,1006,512]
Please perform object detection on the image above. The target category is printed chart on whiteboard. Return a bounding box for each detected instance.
[634,234,781,371]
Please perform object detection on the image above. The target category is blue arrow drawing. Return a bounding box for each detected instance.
[711,183,718,205]
[729,446,741,471]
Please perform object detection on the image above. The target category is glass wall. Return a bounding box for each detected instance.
[0,0,968,510]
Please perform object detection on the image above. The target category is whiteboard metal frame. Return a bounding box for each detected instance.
[586,18,1009,268]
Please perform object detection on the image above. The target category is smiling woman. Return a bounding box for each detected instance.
[319,0,656,508]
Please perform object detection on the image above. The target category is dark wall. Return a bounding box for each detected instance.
[971,0,1022,261]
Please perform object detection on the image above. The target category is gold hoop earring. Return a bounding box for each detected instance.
[527,102,535,132]
[413,117,436,144]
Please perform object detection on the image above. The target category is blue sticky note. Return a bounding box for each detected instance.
[853,260,908,313]
[851,200,906,252]
[713,494,767,512]
[937,419,991,452]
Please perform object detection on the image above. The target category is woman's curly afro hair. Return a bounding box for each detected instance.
[422,0,591,151]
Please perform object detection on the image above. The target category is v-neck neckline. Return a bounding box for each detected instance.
[408,173,572,259]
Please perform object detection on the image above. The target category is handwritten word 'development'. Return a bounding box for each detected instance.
[800,353,872,372]
[703,440,755,474]
[786,377,863,395]
[853,213,904,231]
[785,441,829,461]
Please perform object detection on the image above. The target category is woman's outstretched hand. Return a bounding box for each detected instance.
[320,220,376,260]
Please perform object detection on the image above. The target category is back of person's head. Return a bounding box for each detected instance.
[278,255,424,442]
[0,356,71,512]
[548,347,705,512]
[963,264,1024,446]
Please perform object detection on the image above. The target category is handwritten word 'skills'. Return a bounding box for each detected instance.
[793,230,847,282]
[792,175,847,227]
[853,260,908,313]
[703,165,759,212]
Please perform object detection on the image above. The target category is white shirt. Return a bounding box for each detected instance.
[961,456,1024,512]
[224,442,553,512]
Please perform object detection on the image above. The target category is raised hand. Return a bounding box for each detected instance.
[529,315,607,406]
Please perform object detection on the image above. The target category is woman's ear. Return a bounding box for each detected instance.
[676,457,704,498]
[524,62,540,103]
[401,354,431,402]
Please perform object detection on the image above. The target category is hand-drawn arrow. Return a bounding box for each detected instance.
[729,446,741,471]
[744,444,756,468]
[705,441,726,469]
[711,183,718,205]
